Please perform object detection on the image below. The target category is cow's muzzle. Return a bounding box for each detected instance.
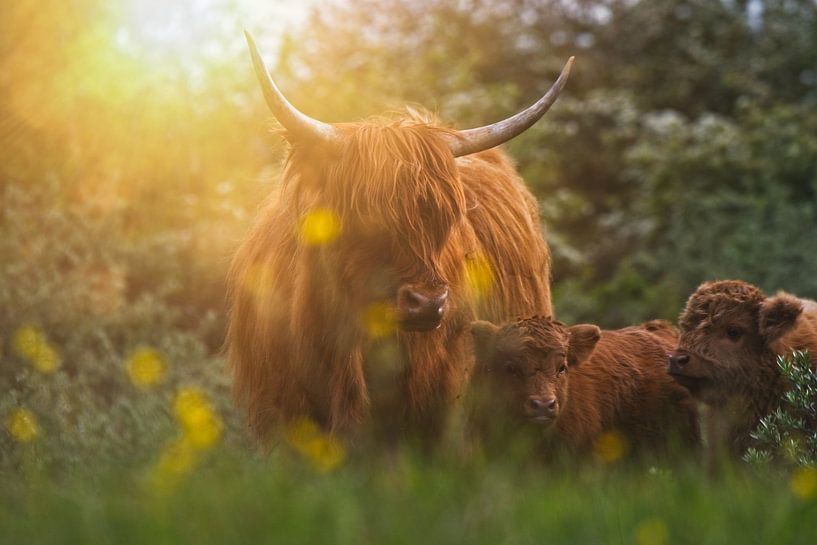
[397,285,448,331]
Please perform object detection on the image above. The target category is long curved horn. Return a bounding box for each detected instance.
[447,57,575,157]
[244,30,341,145]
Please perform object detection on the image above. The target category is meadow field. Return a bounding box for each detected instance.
[2,452,817,544]
[3,1,817,543]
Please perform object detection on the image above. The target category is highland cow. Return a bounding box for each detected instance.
[469,317,699,457]
[228,32,574,443]
[669,280,817,454]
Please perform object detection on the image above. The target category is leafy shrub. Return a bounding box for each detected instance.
[745,351,817,467]
[0,181,249,474]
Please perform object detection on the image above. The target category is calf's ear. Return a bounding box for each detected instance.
[567,324,601,366]
[470,320,501,367]
[759,293,803,342]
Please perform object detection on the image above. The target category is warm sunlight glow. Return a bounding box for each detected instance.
[118,1,204,56]
[113,0,315,74]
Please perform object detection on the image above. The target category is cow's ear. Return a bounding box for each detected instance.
[759,293,803,342]
[567,324,601,366]
[471,320,500,367]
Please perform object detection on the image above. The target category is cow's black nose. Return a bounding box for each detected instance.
[669,353,689,368]
[397,286,448,331]
[398,287,448,317]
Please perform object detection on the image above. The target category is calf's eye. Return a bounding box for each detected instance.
[726,326,743,341]
[558,364,567,375]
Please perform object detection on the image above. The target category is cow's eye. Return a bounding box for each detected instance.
[726,326,743,341]
[558,364,567,375]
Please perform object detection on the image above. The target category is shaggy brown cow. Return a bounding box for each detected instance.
[669,280,817,454]
[469,317,699,457]
[228,32,574,442]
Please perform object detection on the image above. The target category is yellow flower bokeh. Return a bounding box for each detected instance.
[298,208,341,246]
[635,517,669,545]
[363,302,397,338]
[126,347,167,388]
[12,325,62,373]
[593,430,629,464]
[790,466,817,501]
[156,437,198,476]
[31,343,61,373]
[6,408,39,443]
[173,387,223,450]
[149,436,199,494]
[148,388,223,494]
[285,417,347,473]
[12,325,44,360]
[464,252,494,301]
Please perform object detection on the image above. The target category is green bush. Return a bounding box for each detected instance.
[745,351,817,467]
[0,181,247,473]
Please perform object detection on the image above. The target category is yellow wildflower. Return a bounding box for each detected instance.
[298,208,341,246]
[593,430,628,464]
[285,417,321,450]
[635,518,669,545]
[156,436,198,476]
[32,343,61,373]
[305,435,346,473]
[173,388,222,449]
[11,325,61,373]
[12,325,45,359]
[363,302,397,338]
[285,417,347,473]
[791,466,817,501]
[126,347,167,388]
[149,436,199,495]
[464,252,494,301]
[6,408,39,443]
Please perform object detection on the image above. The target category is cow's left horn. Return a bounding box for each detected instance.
[244,30,341,145]
[447,57,575,157]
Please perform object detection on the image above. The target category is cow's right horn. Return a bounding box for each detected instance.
[245,30,341,146]
[446,57,574,157]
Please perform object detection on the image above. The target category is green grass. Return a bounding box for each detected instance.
[2,449,815,545]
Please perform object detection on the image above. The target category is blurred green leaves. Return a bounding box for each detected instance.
[278,0,817,326]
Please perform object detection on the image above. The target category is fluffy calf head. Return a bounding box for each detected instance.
[470,317,601,427]
[640,319,680,345]
[669,280,803,404]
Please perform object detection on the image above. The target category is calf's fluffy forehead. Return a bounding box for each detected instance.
[679,280,766,331]
[499,316,568,354]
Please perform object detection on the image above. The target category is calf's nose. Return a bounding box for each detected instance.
[669,353,689,368]
[526,396,557,418]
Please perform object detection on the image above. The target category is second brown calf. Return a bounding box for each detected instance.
[669,280,817,455]
[469,317,699,458]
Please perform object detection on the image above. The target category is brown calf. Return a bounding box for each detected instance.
[669,280,817,455]
[470,317,699,458]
